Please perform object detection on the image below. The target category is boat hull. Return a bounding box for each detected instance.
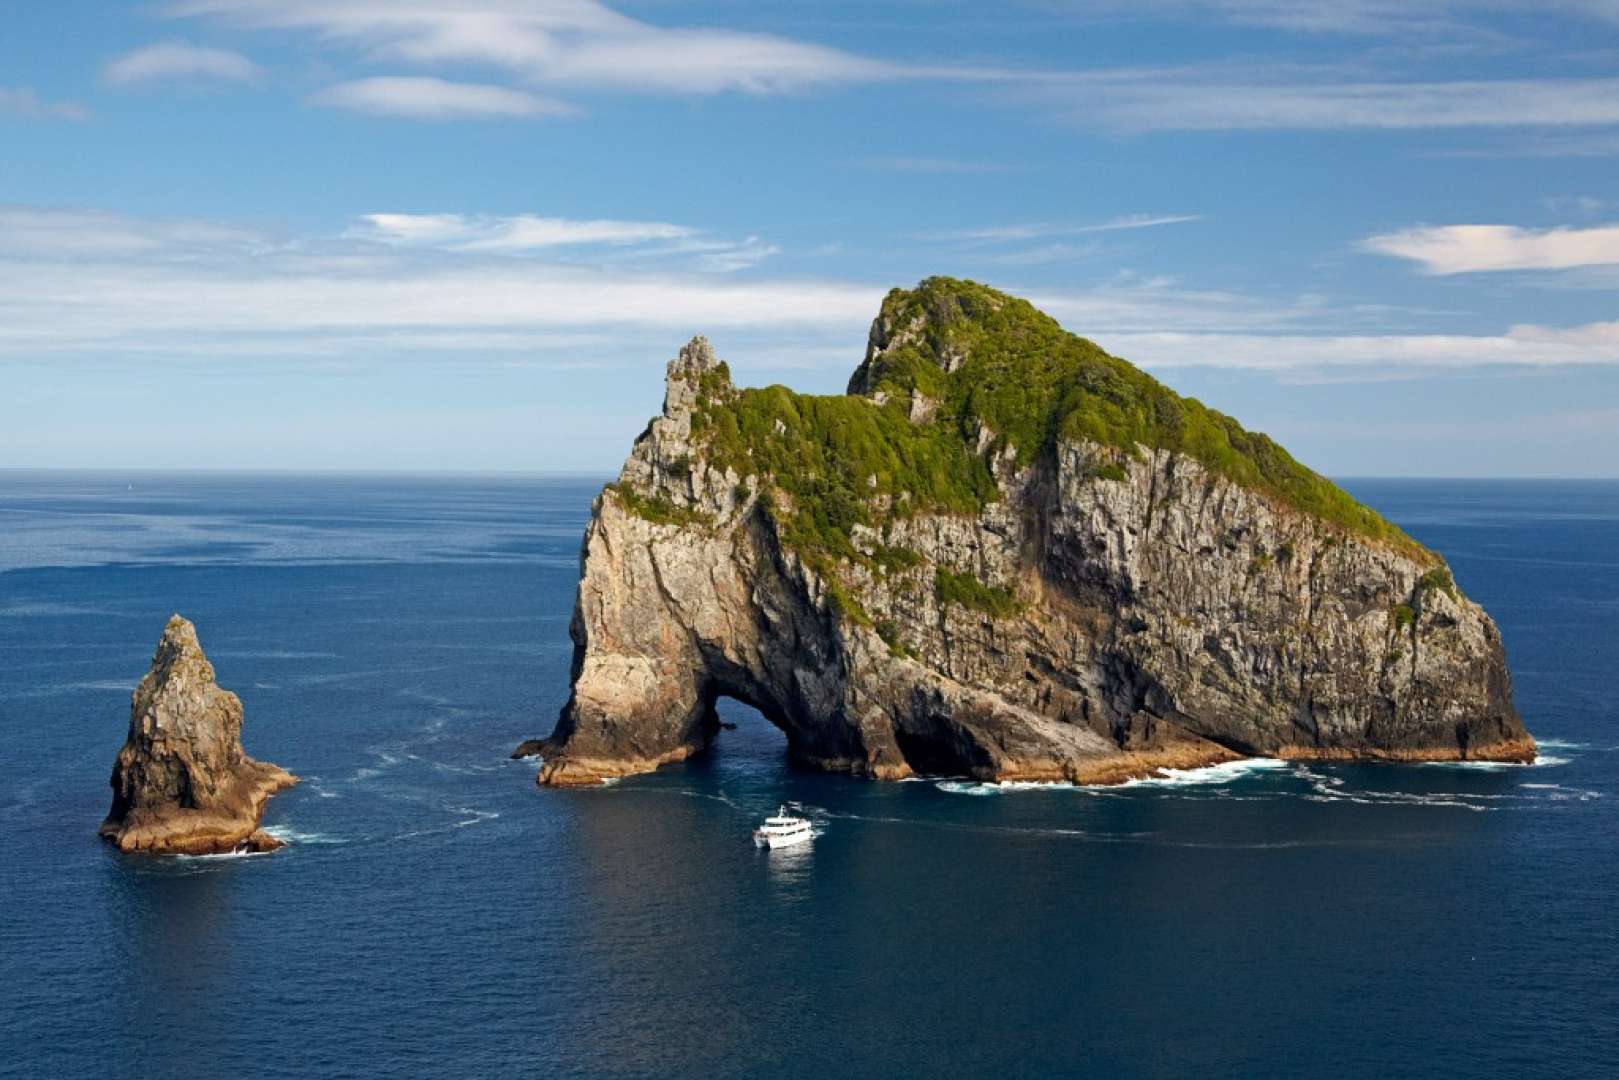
[753,828,812,849]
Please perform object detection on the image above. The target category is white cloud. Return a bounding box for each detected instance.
[1057,1,1619,35]
[683,237,781,274]
[0,86,88,121]
[1361,222,1619,273]
[354,212,694,250]
[536,29,891,94]
[982,243,1102,266]
[1050,73,1619,131]
[0,259,881,354]
[921,215,1203,242]
[103,41,263,85]
[1094,326,1619,370]
[1031,277,1324,335]
[1445,133,1619,158]
[0,206,267,256]
[0,205,858,359]
[1506,319,1619,347]
[159,0,1619,138]
[346,212,775,271]
[170,0,904,96]
[6,205,1619,378]
[309,76,574,119]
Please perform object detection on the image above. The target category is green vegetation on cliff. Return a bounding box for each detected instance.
[934,567,1022,618]
[677,276,1428,568]
[604,482,711,528]
[692,382,997,561]
[855,277,1429,560]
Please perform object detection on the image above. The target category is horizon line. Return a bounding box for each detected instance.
[1,467,1616,482]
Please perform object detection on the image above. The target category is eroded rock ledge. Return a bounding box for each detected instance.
[100,615,296,854]
[519,279,1533,786]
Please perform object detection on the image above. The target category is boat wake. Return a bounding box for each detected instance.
[262,824,349,846]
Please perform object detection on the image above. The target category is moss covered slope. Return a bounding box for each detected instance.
[681,277,1428,565]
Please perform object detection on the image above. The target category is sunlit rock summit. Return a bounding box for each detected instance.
[517,278,1534,786]
[101,615,296,854]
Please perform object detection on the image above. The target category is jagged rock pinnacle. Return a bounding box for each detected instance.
[662,335,722,417]
[100,615,296,854]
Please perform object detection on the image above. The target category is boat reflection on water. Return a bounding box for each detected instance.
[762,830,814,886]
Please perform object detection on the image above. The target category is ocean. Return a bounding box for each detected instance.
[1,472,1615,1079]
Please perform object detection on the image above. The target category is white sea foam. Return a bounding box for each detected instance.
[932,780,999,796]
[1417,748,1571,771]
[451,808,500,827]
[1296,766,1498,811]
[1110,757,1289,788]
[262,825,347,845]
[932,758,1290,796]
[175,848,275,861]
[348,749,406,783]
[934,779,1074,796]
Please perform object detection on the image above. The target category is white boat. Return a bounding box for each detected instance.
[753,805,813,849]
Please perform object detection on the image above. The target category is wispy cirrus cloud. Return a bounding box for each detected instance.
[347,212,776,271]
[169,0,910,97]
[309,76,574,119]
[353,213,695,251]
[158,0,1619,142]
[1095,327,1619,371]
[0,205,267,255]
[1056,1,1619,35]
[1362,222,1619,273]
[0,86,88,121]
[1441,132,1619,158]
[7,204,1619,378]
[1042,72,1619,131]
[920,214,1203,242]
[0,204,822,363]
[103,40,263,85]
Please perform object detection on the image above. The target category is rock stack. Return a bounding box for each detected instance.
[100,615,296,854]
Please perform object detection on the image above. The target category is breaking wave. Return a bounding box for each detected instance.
[934,779,1076,796]
[1111,758,1290,788]
[262,825,348,845]
[933,758,1290,796]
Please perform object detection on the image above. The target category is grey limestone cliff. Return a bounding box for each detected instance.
[518,279,1533,786]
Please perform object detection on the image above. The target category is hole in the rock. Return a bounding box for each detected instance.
[709,696,789,761]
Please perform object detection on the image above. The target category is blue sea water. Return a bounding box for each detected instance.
[1,472,1615,1079]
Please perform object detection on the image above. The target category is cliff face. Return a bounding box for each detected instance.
[101,615,296,854]
[521,279,1532,786]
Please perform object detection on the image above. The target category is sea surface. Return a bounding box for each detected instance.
[1,472,1615,1079]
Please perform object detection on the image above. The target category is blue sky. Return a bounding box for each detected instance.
[3,1,1618,475]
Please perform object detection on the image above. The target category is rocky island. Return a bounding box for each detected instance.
[518,278,1534,786]
[101,615,296,854]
